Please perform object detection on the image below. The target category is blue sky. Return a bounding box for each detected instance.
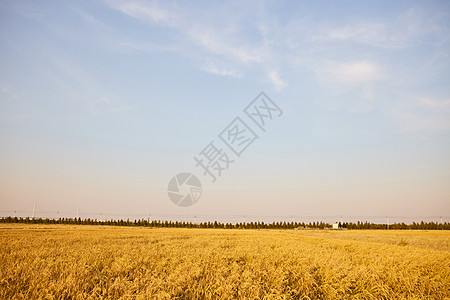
[1,0,449,222]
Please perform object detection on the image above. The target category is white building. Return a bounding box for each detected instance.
[332,223,339,229]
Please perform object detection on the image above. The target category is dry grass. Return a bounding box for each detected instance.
[0,224,449,299]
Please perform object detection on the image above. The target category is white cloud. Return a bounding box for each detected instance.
[0,113,34,123]
[103,1,449,98]
[268,71,287,91]
[105,0,267,80]
[312,61,384,113]
[200,60,243,78]
[0,83,19,102]
[106,0,177,27]
[323,23,394,47]
[417,97,450,108]
[314,22,411,49]
[313,7,448,49]
[186,26,263,64]
[396,111,450,133]
[72,8,112,31]
[51,57,130,113]
[319,61,383,85]
[108,105,133,112]
[393,97,450,133]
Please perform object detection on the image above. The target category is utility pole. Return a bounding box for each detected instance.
[76,208,79,219]
[32,202,36,219]
[386,216,389,229]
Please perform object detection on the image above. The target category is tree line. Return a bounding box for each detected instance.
[0,216,448,230]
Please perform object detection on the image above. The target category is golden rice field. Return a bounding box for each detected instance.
[1,224,449,299]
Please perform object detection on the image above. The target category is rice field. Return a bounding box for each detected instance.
[0,224,449,299]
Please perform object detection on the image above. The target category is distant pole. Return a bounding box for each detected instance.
[440,216,443,230]
[386,216,389,229]
[32,202,36,219]
[243,215,245,224]
[14,210,16,218]
[57,211,59,219]
[76,208,79,219]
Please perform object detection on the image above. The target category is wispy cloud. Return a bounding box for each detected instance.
[108,105,133,112]
[72,8,112,31]
[312,7,449,49]
[318,61,384,85]
[417,97,450,108]
[104,0,269,83]
[0,83,19,102]
[200,59,243,78]
[0,113,34,123]
[313,21,411,49]
[393,97,450,133]
[106,0,179,27]
[268,71,287,91]
[186,26,264,64]
[51,57,131,114]
[102,0,449,109]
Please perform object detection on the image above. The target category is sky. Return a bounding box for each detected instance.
[1,0,449,223]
